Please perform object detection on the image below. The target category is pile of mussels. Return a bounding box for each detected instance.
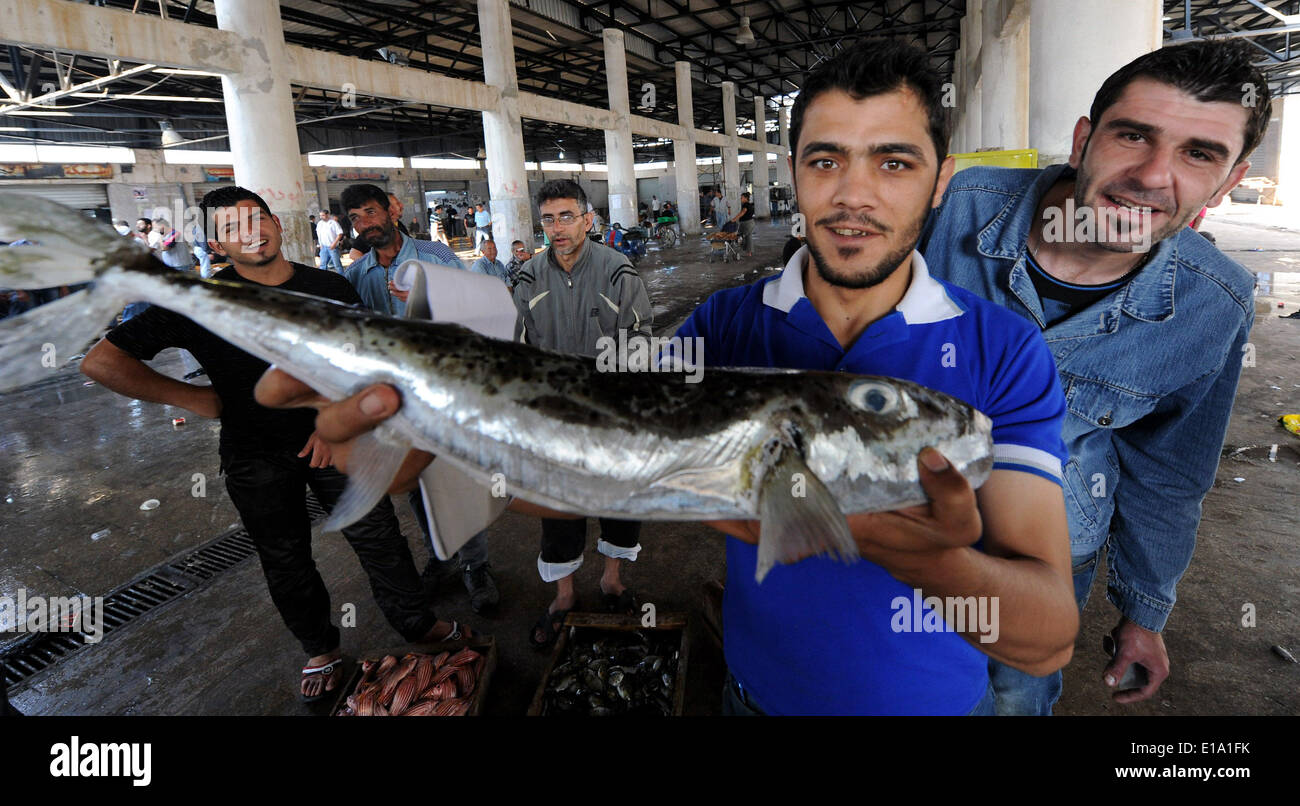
[542,630,679,716]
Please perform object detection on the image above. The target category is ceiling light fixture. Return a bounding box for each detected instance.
[736,16,756,46]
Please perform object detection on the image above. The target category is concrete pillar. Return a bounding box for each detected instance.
[603,29,638,229]
[1029,0,1161,166]
[213,0,311,263]
[478,0,531,253]
[775,105,793,187]
[721,82,741,218]
[979,0,1029,151]
[752,97,771,218]
[1276,93,1300,207]
[673,61,701,235]
[961,0,983,151]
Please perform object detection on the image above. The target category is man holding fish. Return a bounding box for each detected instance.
[255,41,1079,715]
[78,187,472,703]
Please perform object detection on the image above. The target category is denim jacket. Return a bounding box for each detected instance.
[920,164,1254,632]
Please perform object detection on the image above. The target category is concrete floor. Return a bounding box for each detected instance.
[2,214,1297,716]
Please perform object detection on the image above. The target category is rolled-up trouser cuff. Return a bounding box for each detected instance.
[597,538,642,562]
[538,553,584,583]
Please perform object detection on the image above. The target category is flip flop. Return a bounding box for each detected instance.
[300,657,346,703]
[529,606,572,650]
[601,588,636,615]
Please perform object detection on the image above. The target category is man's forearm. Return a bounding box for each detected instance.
[892,547,1078,676]
[81,340,211,412]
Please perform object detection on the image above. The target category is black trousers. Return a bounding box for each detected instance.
[1,685,19,716]
[223,451,437,657]
[540,517,640,564]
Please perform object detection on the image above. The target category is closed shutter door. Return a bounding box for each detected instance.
[0,183,108,208]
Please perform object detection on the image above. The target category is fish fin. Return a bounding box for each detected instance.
[319,431,407,532]
[0,286,127,393]
[755,448,856,583]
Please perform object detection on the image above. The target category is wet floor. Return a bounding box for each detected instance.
[2,215,1298,715]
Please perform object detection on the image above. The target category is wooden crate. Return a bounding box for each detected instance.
[330,635,497,716]
[526,612,689,716]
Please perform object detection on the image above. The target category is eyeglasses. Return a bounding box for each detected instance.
[539,212,581,227]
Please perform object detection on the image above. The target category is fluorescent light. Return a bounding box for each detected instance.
[409,157,479,169]
[307,153,403,168]
[5,110,73,117]
[155,68,225,77]
[0,144,133,163]
[0,144,37,161]
[163,149,233,165]
[34,145,135,163]
[70,93,222,102]
[0,127,26,131]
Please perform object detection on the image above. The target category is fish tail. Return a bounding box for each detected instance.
[0,276,130,393]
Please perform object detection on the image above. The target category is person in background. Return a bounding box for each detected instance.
[470,239,510,288]
[474,203,491,250]
[348,193,409,263]
[511,178,654,647]
[506,240,530,287]
[729,191,756,257]
[114,220,132,237]
[464,205,476,245]
[315,210,344,272]
[339,182,501,613]
[82,186,468,703]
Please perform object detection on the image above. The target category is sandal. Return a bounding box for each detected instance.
[529,606,572,650]
[420,619,475,644]
[300,657,346,703]
[601,587,636,615]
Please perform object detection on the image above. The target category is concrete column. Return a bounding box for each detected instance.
[961,0,983,151]
[478,0,531,253]
[673,61,701,234]
[721,82,741,217]
[213,0,311,263]
[979,0,1029,151]
[752,97,771,218]
[1029,0,1161,166]
[775,105,793,187]
[1276,93,1300,207]
[603,29,638,229]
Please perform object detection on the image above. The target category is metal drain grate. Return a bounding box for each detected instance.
[2,492,328,691]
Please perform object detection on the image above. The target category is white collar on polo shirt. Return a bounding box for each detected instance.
[762,245,964,325]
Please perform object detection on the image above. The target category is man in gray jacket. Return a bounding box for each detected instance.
[512,179,655,647]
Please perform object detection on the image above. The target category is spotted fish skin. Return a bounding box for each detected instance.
[0,195,994,580]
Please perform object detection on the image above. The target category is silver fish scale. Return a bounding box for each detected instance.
[99,261,994,521]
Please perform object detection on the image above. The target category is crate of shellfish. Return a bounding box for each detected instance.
[528,613,689,716]
[331,636,497,716]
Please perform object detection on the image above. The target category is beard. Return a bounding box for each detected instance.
[364,220,396,247]
[805,210,923,290]
[1073,154,1186,252]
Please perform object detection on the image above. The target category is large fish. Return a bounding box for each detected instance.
[0,195,994,581]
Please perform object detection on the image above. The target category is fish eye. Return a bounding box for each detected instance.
[848,381,898,414]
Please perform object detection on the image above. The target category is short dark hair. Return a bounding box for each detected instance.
[199,186,273,238]
[789,38,950,165]
[340,183,389,213]
[511,240,526,249]
[1089,40,1272,164]
[536,179,587,211]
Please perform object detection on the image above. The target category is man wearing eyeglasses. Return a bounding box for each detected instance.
[512,179,655,647]
[506,240,531,288]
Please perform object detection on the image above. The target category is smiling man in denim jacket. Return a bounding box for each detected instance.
[920,40,1268,714]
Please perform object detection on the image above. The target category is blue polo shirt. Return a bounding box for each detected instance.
[673,247,1068,715]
